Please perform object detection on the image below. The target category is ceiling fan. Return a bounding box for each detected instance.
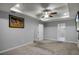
[36,9,57,19]
[43,9,57,17]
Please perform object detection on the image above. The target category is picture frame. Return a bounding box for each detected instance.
[9,15,24,28]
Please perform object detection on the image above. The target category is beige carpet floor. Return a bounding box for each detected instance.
[1,40,79,55]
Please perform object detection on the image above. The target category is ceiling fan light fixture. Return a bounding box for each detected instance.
[40,18,49,21]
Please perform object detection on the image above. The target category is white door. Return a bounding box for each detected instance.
[57,23,66,41]
[38,24,44,40]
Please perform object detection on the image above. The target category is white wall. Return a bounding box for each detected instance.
[44,20,78,42]
[0,11,40,51]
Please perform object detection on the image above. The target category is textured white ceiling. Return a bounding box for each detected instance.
[0,3,78,22]
[10,3,70,22]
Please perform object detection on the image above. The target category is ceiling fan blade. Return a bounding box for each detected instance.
[49,15,53,17]
[50,12,57,14]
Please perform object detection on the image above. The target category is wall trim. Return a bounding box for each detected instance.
[0,41,33,54]
[44,39,79,44]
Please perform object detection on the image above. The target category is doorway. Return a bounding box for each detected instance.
[37,24,44,41]
[57,23,66,41]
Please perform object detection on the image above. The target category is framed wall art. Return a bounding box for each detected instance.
[9,15,24,28]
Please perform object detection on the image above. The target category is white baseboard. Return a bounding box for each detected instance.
[45,39,78,44]
[0,41,33,54]
[64,41,78,44]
